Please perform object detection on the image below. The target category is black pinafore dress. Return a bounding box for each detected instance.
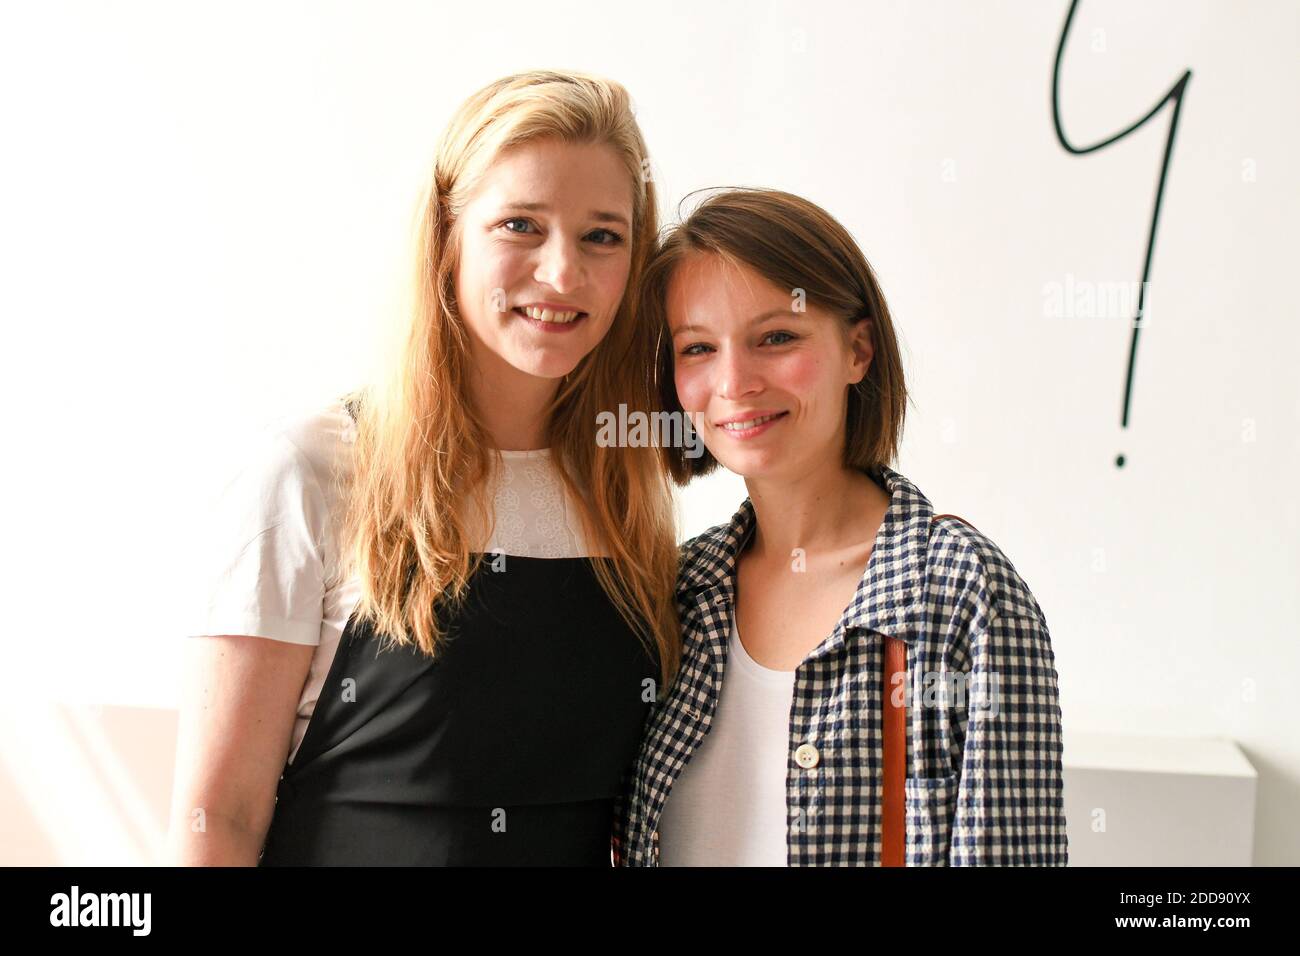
[259,550,658,866]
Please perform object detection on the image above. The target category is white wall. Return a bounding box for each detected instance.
[1,0,1295,863]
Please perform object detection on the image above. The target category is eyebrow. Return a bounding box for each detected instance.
[500,201,630,228]
[670,309,804,337]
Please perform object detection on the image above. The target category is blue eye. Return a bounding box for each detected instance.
[679,332,795,356]
[499,218,624,246]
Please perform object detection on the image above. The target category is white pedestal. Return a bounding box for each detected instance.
[1063,731,1257,866]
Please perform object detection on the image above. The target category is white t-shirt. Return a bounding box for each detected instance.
[185,397,594,766]
[656,615,797,866]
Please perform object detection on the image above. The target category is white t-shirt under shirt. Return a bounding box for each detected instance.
[656,616,798,867]
[184,397,595,766]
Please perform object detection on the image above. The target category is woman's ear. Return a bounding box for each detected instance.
[846,316,874,384]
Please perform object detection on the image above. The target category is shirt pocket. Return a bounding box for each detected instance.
[904,773,959,866]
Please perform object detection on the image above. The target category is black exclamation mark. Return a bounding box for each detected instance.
[1051,0,1191,468]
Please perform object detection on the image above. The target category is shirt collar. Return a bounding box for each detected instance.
[676,463,935,641]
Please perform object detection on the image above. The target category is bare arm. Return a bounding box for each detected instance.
[165,634,315,866]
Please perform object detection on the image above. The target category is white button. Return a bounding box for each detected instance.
[794,743,820,769]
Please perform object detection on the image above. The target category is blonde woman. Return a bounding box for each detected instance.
[614,188,1067,866]
[168,72,680,866]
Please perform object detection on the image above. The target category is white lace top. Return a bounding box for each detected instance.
[185,397,598,764]
[468,448,584,559]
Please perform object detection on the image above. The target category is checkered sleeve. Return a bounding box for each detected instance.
[948,607,1069,866]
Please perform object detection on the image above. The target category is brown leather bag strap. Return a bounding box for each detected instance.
[882,512,974,866]
[881,634,907,866]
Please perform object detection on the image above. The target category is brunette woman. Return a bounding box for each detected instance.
[615,188,1067,866]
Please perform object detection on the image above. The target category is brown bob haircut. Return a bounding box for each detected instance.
[643,187,909,487]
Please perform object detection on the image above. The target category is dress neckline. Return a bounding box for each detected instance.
[495,447,553,459]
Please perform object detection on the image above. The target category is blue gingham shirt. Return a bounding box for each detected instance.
[612,464,1068,866]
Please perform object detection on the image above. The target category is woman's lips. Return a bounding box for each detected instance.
[512,306,588,333]
[714,411,789,440]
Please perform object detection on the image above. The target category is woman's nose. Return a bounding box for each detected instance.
[533,236,583,294]
[716,347,762,400]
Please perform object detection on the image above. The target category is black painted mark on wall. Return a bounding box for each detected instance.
[1051,0,1191,468]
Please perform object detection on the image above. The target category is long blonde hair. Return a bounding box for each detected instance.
[334,71,681,691]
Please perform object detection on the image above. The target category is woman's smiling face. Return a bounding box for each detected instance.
[453,137,634,381]
[667,252,874,480]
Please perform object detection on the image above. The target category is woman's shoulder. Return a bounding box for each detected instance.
[673,501,752,592]
[256,394,357,503]
[678,519,732,564]
[184,396,357,645]
[924,512,1048,627]
[216,395,358,576]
